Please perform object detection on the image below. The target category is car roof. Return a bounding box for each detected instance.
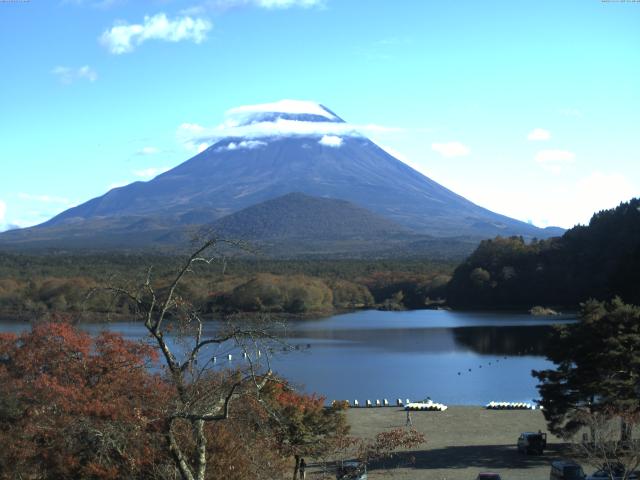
[552,460,582,467]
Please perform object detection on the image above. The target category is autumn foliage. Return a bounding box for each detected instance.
[261,380,350,479]
[0,321,355,479]
[0,320,170,479]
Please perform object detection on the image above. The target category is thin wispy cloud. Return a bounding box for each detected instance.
[527,128,551,141]
[535,149,575,164]
[100,13,212,54]
[215,140,268,152]
[137,146,161,155]
[63,0,124,8]
[132,167,170,179]
[108,181,129,190]
[574,171,636,223]
[191,0,324,11]
[535,149,576,173]
[248,0,323,7]
[0,200,6,223]
[18,193,73,205]
[51,65,98,84]
[431,142,470,158]
[378,144,408,163]
[558,108,583,118]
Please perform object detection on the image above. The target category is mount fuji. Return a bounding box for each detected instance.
[0,100,562,255]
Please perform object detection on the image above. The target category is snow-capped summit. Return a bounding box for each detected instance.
[225,100,343,127]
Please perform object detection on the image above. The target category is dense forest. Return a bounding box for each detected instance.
[0,254,453,318]
[447,198,640,309]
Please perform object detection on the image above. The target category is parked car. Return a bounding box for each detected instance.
[476,473,502,480]
[550,460,586,480]
[517,431,547,454]
[336,461,367,480]
[586,464,638,480]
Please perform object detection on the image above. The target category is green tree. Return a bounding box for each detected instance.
[533,298,640,438]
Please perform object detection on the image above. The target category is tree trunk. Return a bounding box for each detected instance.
[293,454,300,480]
[167,421,196,480]
[620,417,632,444]
[195,419,207,480]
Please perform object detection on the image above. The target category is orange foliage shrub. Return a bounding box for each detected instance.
[0,321,171,479]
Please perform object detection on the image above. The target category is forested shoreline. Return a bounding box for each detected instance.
[0,255,453,319]
[2,199,640,320]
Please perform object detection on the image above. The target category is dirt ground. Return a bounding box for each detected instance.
[307,406,576,480]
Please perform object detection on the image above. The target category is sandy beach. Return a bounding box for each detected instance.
[309,406,574,480]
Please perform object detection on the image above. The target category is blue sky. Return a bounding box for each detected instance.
[1,0,639,230]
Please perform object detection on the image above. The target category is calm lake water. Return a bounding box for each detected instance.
[0,309,575,405]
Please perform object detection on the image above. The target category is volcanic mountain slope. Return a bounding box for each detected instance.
[0,100,562,253]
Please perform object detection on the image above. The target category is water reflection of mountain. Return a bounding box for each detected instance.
[281,325,553,356]
[283,327,458,353]
[453,326,552,356]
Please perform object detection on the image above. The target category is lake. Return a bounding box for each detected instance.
[0,309,574,406]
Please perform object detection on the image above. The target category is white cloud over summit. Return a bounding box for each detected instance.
[226,99,336,124]
[176,100,399,152]
[100,13,212,54]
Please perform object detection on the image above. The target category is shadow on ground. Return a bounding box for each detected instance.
[368,443,569,472]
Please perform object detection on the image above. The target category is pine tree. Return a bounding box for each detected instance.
[533,298,640,438]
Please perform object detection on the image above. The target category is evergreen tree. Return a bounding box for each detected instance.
[533,298,640,437]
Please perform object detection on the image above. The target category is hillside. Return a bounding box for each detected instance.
[212,192,409,240]
[446,198,640,309]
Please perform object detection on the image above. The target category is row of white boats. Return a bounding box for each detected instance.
[485,401,539,410]
[332,399,540,411]
[334,398,449,411]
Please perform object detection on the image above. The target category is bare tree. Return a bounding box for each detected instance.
[108,237,278,480]
[572,408,640,480]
